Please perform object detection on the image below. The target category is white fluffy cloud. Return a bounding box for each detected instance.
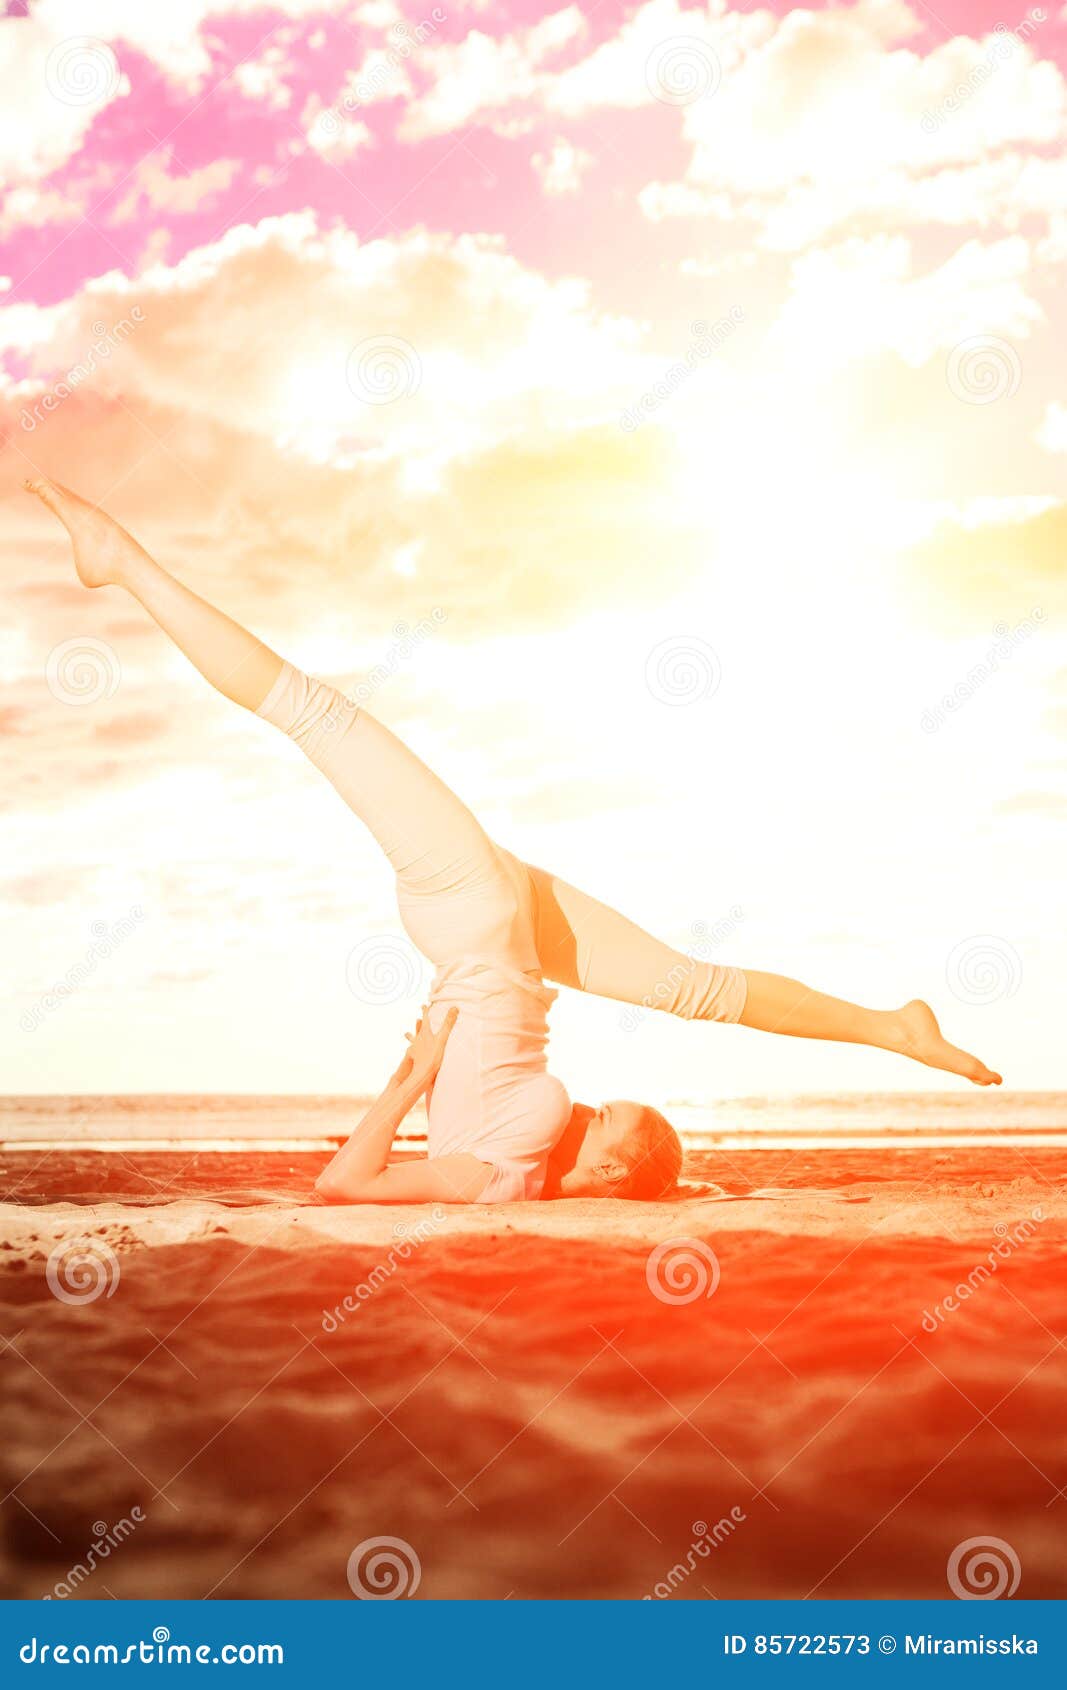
[110,152,242,221]
[0,176,97,239]
[1,214,693,644]
[635,0,1066,246]
[390,0,1067,247]
[232,44,294,110]
[3,213,650,470]
[32,0,336,89]
[334,45,416,109]
[531,138,593,195]
[774,234,1042,369]
[300,95,374,160]
[399,6,587,140]
[0,15,129,187]
[1036,401,1067,452]
[0,0,344,193]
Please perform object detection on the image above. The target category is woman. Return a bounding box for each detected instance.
[25,479,1001,1206]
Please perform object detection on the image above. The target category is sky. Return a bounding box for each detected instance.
[1,0,1065,1104]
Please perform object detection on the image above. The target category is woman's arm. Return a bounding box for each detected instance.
[314,1009,493,1205]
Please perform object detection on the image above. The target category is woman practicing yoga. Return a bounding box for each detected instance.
[26,479,1001,1206]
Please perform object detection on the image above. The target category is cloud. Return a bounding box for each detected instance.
[109,151,242,222]
[91,710,173,745]
[1036,400,1067,452]
[531,138,593,196]
[0,14,129,187]
[0,163,118,238]
[399,6,587,140]
[232,43,294,110]
[300,95,374,160]
[907,503,1067,617]
[385,0,1066,251]
[625,0,1066,247]
[0,212,709,826]
[0,705,32,738]
[329,44,416,111]
[774,233,1042,370]
[993,790,1067,819]
[2,869,93,907]
[3,214,647,470]
[0,2,336,205]
[545,0,773,116]
[32,0,335,90]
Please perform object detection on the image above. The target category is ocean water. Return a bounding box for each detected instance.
[2,1090,1066,1150]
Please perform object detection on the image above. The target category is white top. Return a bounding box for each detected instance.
[425,961,572,1202]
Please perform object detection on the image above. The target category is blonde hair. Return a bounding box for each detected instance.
[616,1106,682,1200]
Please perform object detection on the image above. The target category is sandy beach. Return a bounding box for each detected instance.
[3,1142,1066,1601]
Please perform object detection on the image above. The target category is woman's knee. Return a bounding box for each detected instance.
[259,664,360,764]
[662,959,747,1024]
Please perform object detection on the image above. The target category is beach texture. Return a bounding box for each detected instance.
[3,1143,1066,1601]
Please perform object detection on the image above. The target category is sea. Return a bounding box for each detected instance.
[2,1089,1065,1152]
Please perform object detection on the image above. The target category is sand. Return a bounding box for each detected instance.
[2,1147,1066,1600]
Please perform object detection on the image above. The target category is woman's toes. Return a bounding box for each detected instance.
[24,477,62,513]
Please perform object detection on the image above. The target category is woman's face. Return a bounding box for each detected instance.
[556,1100,647,1197]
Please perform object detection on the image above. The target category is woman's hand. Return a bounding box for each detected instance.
[389,1005,458,1096]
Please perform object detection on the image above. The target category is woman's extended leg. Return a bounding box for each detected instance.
[26,479,531,971]
[735,971,999,1084]
[26,479,284,711]
[524,862,1001,1086]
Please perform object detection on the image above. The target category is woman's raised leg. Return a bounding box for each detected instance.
[735,970,1000,1084]
[27,479,531,971]
[25,479,283,711]
[525,862,1001,1086]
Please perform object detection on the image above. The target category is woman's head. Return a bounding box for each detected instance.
[554,1100,682,1199]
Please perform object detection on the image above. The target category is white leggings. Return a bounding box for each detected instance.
[256,663,746,1023]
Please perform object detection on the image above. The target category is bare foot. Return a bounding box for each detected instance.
[894,999,1002,1086]
[24,478,147,589]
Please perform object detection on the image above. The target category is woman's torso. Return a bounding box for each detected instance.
[420,851,571,1201]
